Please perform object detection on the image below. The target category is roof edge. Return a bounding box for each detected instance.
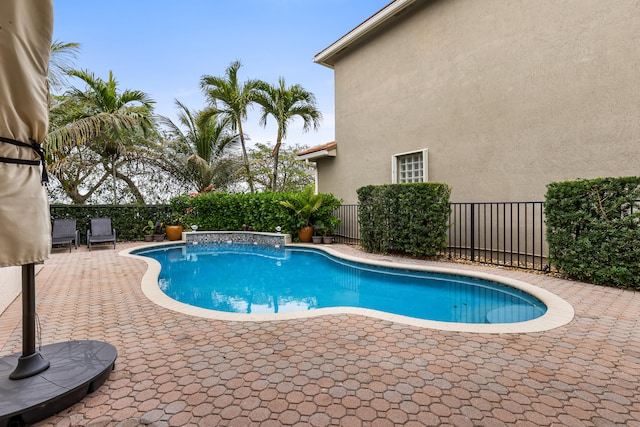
[313,0,416,68]
[296,141,337,161]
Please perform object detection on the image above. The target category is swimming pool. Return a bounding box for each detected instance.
[128,242,573,332]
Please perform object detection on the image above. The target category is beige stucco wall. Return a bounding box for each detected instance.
[0,266,21,314]
[319,0,640,203]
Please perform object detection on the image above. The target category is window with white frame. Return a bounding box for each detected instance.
[392,149,428,183]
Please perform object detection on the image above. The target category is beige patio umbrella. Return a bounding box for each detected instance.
[0,1,52,268]
[0,3,116,425]
[0,0,53,382]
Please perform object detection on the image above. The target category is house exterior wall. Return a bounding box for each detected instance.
[318,0,640,203]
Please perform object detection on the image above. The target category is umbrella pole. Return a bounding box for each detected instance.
[9,263,50,380]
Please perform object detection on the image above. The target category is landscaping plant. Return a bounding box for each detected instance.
[357,183,451,257]
[545,176,640,288]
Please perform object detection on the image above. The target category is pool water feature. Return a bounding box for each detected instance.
[132,243,552,326]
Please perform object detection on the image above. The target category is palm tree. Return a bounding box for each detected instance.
[161,100,239,192]
[49,40,80,93]
[46,69,156,203]
[200,60,260,192]
[254,77,321,192]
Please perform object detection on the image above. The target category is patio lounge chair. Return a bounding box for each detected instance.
[52,218,79,252]
[87,217,116,250]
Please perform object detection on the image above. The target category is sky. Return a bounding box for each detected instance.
[52,0,391,149]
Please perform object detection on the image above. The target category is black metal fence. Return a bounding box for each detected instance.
[332,204,360,244]
[333,202,549,271]
[51,202,549,270]
[447,202,547,271]
[54,200,637,272]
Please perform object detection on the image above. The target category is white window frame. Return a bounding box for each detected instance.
[391,148,428,184]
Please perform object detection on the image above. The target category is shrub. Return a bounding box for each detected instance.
[357,183,451,257]
[169,189,342,239]
[50,204,172,243]
[545,177,640,288]
[280,184,324,228]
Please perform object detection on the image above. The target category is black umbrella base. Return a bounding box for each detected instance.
[0,340,117,427]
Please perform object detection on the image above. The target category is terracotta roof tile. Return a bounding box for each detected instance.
[297,141,337,156]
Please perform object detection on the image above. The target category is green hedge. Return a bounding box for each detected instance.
[357,183,451,257]
[545,177,640,288]
[170,190,342,239]
[51,189,343,243]
[50,204,172,243]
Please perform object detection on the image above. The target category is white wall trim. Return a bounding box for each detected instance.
[392,148,428,183]
[314,0,416,68]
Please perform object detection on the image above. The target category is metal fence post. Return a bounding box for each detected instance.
[470,203,475,262]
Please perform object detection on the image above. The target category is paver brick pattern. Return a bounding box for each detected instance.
[1,243,640,426]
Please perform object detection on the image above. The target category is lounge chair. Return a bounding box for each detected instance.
[52,218,79,252]
[87,217,116,251]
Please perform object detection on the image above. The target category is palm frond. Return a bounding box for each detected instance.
[49,41,80,92]
[45,113,139,152]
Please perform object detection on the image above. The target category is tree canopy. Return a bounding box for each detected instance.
[45,50,320,204]
[255,77,321,192]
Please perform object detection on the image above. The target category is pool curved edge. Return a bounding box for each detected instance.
[120,242,574,334]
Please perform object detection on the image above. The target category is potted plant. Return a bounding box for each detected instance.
[153,220,165,242]
[142,220,155,242]
[280,184,323,243]
[322,229,334,244]
[312,222,324,244]
[321,216,341,244]
[166,214,184,241]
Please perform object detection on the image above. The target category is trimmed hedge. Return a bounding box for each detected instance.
[545,177,640,288]
[357,183,451,257]
[170,190,342,238]
[50,204,172,243]
[50,189,342,243]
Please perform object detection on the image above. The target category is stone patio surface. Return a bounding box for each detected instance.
[1,242,639,426]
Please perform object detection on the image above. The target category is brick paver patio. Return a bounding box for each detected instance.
[1,242,639,426]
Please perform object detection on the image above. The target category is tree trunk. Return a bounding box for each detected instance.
[114,169,145,204]
[111,156,117,204]
[271,140,281,192]
[61,171,111,204]
[103,162,146,204]
[237,120,254,193]
[271,128,283,192]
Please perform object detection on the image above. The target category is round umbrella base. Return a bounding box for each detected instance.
[8,351,50,380]
[0,340,117,427]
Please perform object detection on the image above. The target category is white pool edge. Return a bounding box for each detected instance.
[120,242,575,334]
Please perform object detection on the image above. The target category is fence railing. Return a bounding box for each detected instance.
[333,202,549,271]
[332,204,360,244]
[52,198,637,272]
[447,202,547,271]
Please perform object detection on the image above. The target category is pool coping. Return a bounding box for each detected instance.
[120,241,575,334]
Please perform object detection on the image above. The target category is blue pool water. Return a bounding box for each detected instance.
[133,243,547,324]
